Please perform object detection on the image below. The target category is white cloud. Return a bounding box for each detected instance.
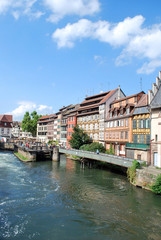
[94,55,106,65]
[44,0,100,23]
[0,0,43,19]
[52,16,144,48]
[6,101,54,120]
[52,16,161,74]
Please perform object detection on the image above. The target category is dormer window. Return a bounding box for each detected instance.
[126,108,129,115]
[109,112,112,118]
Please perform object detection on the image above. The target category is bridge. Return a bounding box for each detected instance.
[59,148,143,168]
[0,142,143,167]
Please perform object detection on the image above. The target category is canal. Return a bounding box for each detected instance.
[0,152,161,240]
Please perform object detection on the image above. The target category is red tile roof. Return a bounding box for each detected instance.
[0,115,13,122]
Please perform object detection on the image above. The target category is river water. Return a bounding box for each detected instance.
[0,152,161,240]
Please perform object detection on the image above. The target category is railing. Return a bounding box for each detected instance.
[59,148,143,168]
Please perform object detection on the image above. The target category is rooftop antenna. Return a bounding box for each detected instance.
[85,89,88,98]
[140,77,143,91]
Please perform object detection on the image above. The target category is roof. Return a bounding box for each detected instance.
[38,114,56,120]
[99,89,117,104]
[0,115,13,122]
[112,91,145,104]
[78,89,119,115]
[135,94,148,108]
[150,84,161,109]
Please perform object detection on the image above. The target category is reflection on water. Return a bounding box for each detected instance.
[0,152,161,240]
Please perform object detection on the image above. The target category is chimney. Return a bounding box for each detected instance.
[118,85,121,99]
[159,71,161,79]
[156,77,160,87]
[152,83,158,96]
[148,90,153,104]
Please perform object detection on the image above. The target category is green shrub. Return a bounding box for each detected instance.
[127,160,140,183]
[105,143,115,155]
[80,142,105,153]
[151,174,161,195]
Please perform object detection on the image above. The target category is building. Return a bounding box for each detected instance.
[37,114,55,142]
[12,121,33,139]
[60,105,77,147]
[150,74,161,167]
[67,104,80,148]
[99,86,125,146]
[126,94,150,162]
[12,121,21,138]
[77,89,124,142]
[0,115,13,139]
[105,92,144,156]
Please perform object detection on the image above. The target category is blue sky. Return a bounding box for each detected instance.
[1,0,161,120]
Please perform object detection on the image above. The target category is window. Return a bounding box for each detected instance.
[110,121,113,128]
[146,135,150,144]
[139,119,146,129]
[95,123,98,130]
[146,119,150,129]
[117,120,120,127]
[117,132,119,139]
[106,122,109,128]
[113,132,115,139]
[125,119,128,127]
[155,135,158,142]
[121,132,124,139]
[90,133,93,139]
[133,120,137,129]
[94,134,98,140]
[106,132,108,139]
[90,124,93,130]
[125,131,128,139]
[126,108,129,115]
[133,134,138,143]
[139,135,145,144]
[109,112,112,118]
[86,124,89,130]
[121,120,124,127]
[109,132,111,139]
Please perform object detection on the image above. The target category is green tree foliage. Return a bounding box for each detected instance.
[80,142,105,153]
[151,174,161,195]
[21,111,42,137]
[127,160,141,183]
[69,125,91,149]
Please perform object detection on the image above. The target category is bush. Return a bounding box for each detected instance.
[80,142,105,153]
[151,174,161,195]
[127,160,140,183]
[105,143,115,155]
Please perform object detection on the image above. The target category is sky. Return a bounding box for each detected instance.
[1,0,161,120]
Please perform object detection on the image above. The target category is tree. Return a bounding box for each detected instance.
[69,125,91,149]
[80,142,106,153]
[21,111,42,137]
[21,112,32,133]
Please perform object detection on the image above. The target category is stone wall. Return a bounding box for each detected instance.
[0,142,14,150]
[135,167,160,189]
[18,148,36,161]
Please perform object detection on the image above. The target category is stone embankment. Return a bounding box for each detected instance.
[134,166,161,190]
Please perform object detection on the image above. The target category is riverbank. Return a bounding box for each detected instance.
[14,152,33,162]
